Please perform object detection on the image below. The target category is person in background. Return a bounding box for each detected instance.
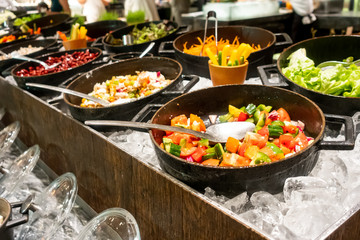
[170,0,191,25]
[124,0,160,21]
[37,2,50,13]
[289,0,318,43]
[78,0,108,23]
[50,0,71,15]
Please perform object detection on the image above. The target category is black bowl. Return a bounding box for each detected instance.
[103,20,179,55]
[25,13,71,37]
[172,25,276,78]
[149,85,352,196]
[64,56,182,121]
[277,35,360,116]
[11,47,102,88]
[110,52,153,61]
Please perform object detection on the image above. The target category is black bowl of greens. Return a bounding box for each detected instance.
[262,36,360,116]
[102,20,179,54]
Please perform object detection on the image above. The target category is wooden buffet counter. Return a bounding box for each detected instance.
[1,78,360,239]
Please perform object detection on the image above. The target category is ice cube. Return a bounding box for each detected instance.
[310,153,348,186]
[204,187,229,205]
[283,203,344,239]
[223,192,249,214]
[283,176,345,206]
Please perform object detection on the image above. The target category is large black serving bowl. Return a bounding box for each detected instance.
[102,20,179,55]
[84,20,127,39]
[11,47,102,88]
[149,85,354,196]
[171,26,278,78]
[0,38,58,70]
[276,35,360,116]
[25,13,71,37]
[64,57,182,121]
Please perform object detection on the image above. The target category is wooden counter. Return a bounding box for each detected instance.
[1,78,360,239]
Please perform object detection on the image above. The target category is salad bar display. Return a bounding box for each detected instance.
[0,13,360,240]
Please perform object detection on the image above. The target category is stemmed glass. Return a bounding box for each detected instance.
[0,145,41,198]
[16,172,78,240]
[0,121,20,154]
[76,208,141,240]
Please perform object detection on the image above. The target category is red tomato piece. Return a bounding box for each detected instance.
[244,132,268,149]
[257,126,269,136]
[283,125,298,134]
[238,142,249,157]
[294,132,309,150]
[237,111,248,121]
[191,146,207,162]
[180,147,197,158]
[277,108,291,122]
[279,134,296,150]
[171,114,188,126]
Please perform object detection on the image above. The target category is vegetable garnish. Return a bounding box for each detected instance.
[161,104,313,167]
[282,48,360,98]
[183,35,264,58]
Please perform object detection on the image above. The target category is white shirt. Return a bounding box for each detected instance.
[290,0,314,16]
[124,0,160,21]
[82,0,106,23]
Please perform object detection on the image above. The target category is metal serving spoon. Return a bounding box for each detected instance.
[84,120,255,143]
[25,83,111,107]
[11,52,61,70]
[317,59,360,69]
[139,42,155,58]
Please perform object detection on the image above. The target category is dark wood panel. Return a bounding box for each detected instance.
[0,79,266,239]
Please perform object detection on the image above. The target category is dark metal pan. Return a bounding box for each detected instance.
[158,25,292,78]
[258,35,360,116]
[25,13,72,37]
[102,20,179,55]
[85,20,127,39]
[11,47,102,88]
[0,32,39,48]
[63,57,183,121]
[0,38,59,70]
[149,84,355,196]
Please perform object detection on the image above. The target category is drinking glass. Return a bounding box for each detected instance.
[16,172,78,240]
[76,208,141,240]
[0,145,41,198]
[0,121,20,154]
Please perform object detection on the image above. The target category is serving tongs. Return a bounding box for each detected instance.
[200,11,218,56]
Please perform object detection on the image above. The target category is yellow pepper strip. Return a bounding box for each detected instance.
[242,45,254,61]
[229,49,238,65]
[237,43,248,59]
[221,45,231,66]
[205,47,219,65]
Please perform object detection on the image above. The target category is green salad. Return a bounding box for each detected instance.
[13,14,42,26]
[282,48,360,97]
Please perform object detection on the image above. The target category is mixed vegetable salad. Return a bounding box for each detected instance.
[160,104,313,167]
[105,21,176,46]
[81,71,171,107]
[282,48,360,97]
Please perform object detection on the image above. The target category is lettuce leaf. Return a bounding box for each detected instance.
[282,48,360,97]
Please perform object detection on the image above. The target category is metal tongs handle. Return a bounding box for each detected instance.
[200,11,218,56]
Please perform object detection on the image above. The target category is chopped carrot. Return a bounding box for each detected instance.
[226,137,240,153]
[202,159,220,166]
